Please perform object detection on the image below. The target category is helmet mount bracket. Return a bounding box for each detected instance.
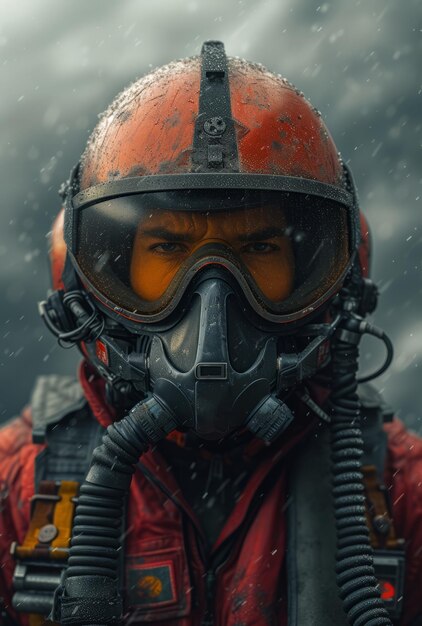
[192,40,239,172]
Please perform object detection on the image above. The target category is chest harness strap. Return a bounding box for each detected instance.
[362,465,405,621]
[11,480,79,625]
[10,375,105,625]
[287,383,405,625]
[360,382,405,621]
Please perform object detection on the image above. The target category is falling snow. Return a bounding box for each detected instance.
[0,0,420,432]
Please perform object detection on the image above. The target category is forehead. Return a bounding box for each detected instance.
[138,206,286,234]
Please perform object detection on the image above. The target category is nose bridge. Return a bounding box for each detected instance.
[190,211,236,251]
[204,213,223,239]
[202,210,239,241]
[190,237,232,256]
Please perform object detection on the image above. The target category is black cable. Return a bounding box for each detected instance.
[330,315,392,626]
[39,290,105,348]
[357,322,394,384]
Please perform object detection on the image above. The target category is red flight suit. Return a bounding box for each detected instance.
[0,362,422,625]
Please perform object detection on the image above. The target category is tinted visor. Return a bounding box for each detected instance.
[74,189,350,322]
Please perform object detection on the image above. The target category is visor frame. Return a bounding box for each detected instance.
[63,164,360,326]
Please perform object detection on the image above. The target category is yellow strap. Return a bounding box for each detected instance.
[15,480,78,561]
[15,481,57,557]
[13,480,79,624]
[29,615,58,626]
[362,464,400,550]
[51,481,79,558]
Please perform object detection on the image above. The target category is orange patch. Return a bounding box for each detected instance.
[137,575,163,599]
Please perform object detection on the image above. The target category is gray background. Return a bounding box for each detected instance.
[0,0,420,428]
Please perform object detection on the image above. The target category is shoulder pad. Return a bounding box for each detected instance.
[358,383,391,480]
[31,375,86,444]
[358,382,383,409]
[358,382,394,422]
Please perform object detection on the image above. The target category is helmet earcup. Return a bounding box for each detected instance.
[49,208,67,291]
[358,211,372,279]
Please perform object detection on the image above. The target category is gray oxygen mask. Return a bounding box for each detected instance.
[147,272,294,441]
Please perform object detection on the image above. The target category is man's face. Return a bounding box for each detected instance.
[130,205,295,304]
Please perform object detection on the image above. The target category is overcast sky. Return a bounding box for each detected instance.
[0,0,420,429]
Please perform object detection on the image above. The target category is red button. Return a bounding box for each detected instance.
[96,339,109,365]
[380,580,395,601]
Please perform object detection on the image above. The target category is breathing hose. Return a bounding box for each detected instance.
[54,290,395,625]
[330,313,393,626]
[56,395,177,625]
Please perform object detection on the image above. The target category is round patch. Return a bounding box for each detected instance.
[137,575,163,599]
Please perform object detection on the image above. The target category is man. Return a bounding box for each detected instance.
[0,41,421,626]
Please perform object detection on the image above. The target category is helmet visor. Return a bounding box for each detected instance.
[74,189,350,322]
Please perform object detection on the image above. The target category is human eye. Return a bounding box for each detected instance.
[242,241,279,254]
[150,242,188,254]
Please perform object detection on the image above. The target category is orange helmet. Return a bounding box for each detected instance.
[52,41,360,330]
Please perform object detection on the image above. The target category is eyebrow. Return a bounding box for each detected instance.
[139,227,197,243]
[139,225,286,242]
[237,227,286,242]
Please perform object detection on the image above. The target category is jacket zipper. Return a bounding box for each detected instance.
[137,457,283,625]
[201,569,216,626]
[138,460,225,624]
[201,548,232,626]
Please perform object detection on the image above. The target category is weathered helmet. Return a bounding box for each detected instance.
[42,42,372,435]
[52,41,359,330]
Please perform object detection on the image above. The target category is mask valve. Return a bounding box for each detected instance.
[246,395,294,444]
